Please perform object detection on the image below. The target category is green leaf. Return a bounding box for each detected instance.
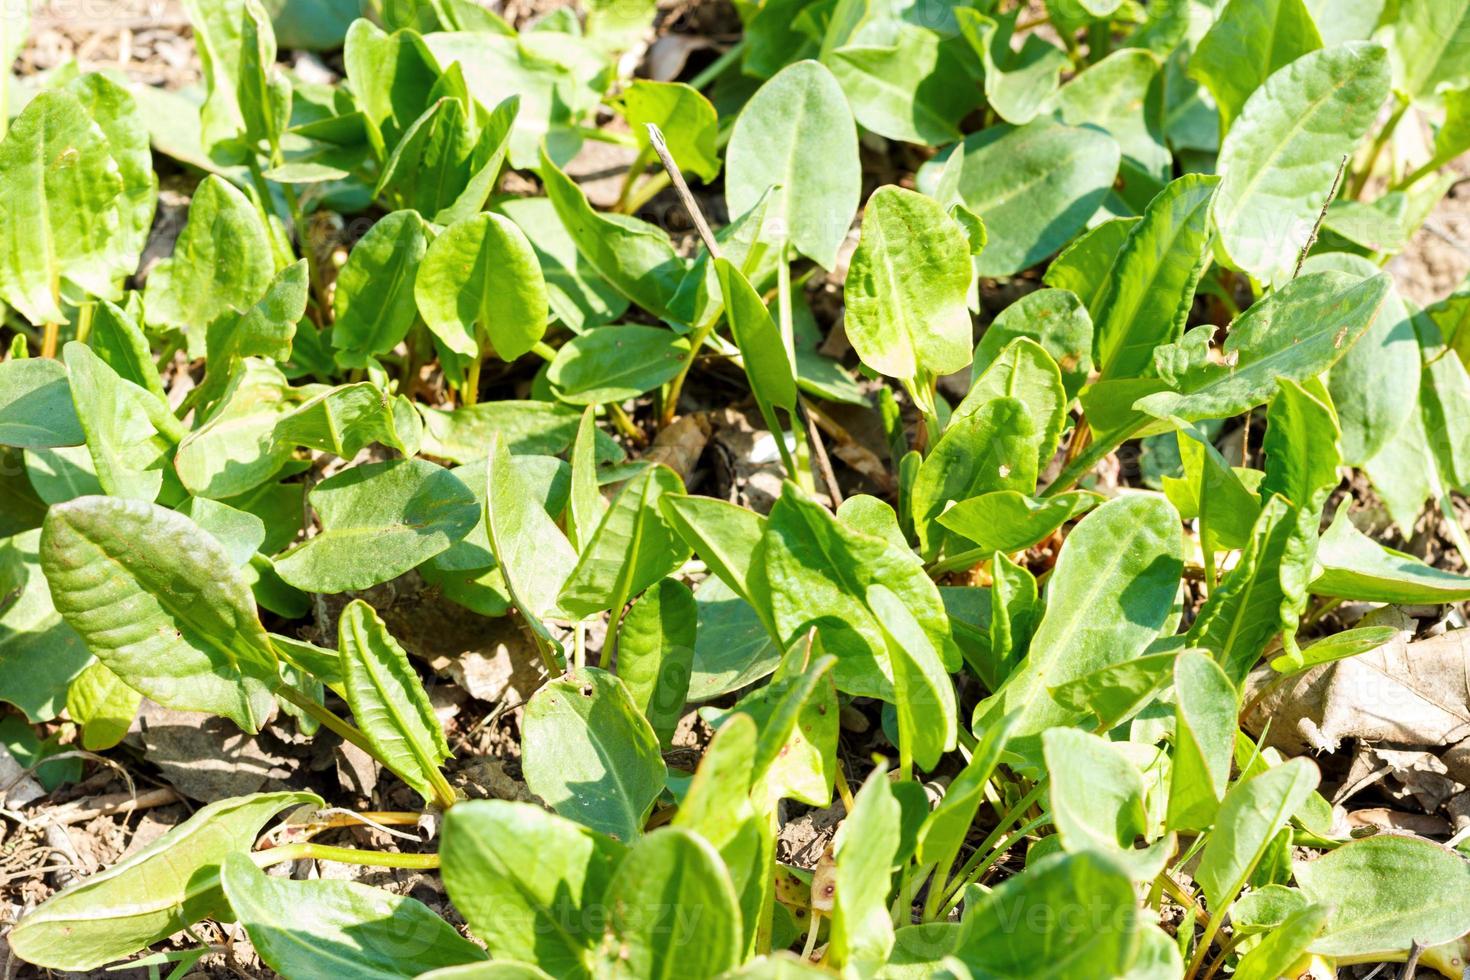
[376,89,516,226]
[89,298,166,402]
[594,828,742,979]
[617,80,720,182]
[1273,624,1398,671]
[1232,904,1328,980]
[220,852,485,979]
[342,18,439,152]
[425,31,608,171]
[915,710,1015,879]
[1161,425,1261,552]
[828,766,900,969]
[275,459,479,594]
[1414,301,1470,490]
[1388,0,1470,105]
[484,433,576,658]
[723,650,837,807]
[827,21,983,146]
[65,342,180,503]
[1305,253,1419,465]
[441,800,622,979]
[418,399,624,464]
[331,210,430,369]
[1196,757,1319,916]
[844,185,974,394]
[65,660,140,751]
[669,714,769,956]
[867,584,957,772]
[522,666,664,842]
[338,600,452,806]
[273,382,420,459]
[177,497,266,567]
[41,497,280,731]
[1187,495,1296,685]
[1044,217,1140,319]
[938,490,1102,556]
[1044,728,1170,880]
[716,257,797,418]
[661,494,769,618]
[1166,651,1237,831]
[1212,42,1390,287]
[1048,652,1177,733]
[143,175,274,357]
[430,454,568,572]
[934,119,1120,277]
[547,325,691,405]
[0,529,92,722]
[539,146,685,322]
[1050,48,1171,214]
[1135,271,1392,425]
[618,577,696,747]
[760,482,958,700]
[558,464,690,619]
[1189,0,1323,133]
[237,0,290,153]
[0,358,83,448]
[912,398,1039,559]
[687,580,780,702]
[986,552,1040,687]
[195,259,307,413]
[1231,883,1313,934]
[0,74,156,324]
[416,211,548,365]
[500,196,629,332]
[984,494,1183,763]
[973,288,1094,400]
[1261,377,1341,510]
[673,708,756,848]
[1093,174,1219,384]
[1295,835,1470,957]
[954,338,1068,478]
[726,60,861,270]
[175,359,294,500]
[952,851,1141,979]
[960,8,1067,125]
[7,791,319,971]
[1309,504,1470,602]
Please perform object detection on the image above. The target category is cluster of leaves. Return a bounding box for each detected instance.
[6,0,1470,977]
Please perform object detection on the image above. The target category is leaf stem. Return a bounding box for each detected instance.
[1349,95,1409,200]
[688,39,747,92]
[273,684,458,811]
[615,143,658,214]
[938,813,1048,919]
[252,842,440,870]
[933,781,1047,914]
[463,327,486,406]
[40,321,59,358]
[1040,421,1144,497]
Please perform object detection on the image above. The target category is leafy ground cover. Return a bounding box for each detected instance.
[4,0,1470,977]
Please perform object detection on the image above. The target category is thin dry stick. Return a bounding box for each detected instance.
[47,787,180,827]
[1399,939,1426,980]
[1292,154,1349,280]
[802,400,843,508]
[646,124,721,259]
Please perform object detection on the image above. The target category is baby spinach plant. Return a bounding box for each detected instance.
[5,0,1470,977]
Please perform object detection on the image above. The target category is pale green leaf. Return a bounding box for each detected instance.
[522,666,665,842]
[40,497,280,731]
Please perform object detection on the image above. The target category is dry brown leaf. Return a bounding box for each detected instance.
[1242,610,1470,766]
